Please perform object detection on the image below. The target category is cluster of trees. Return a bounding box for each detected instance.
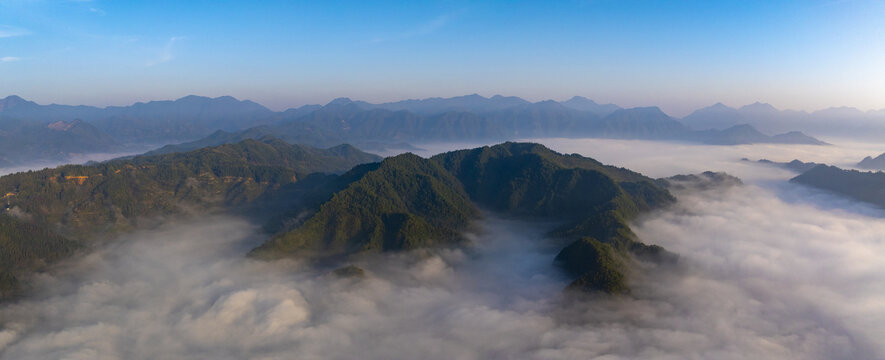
[2,138,680,296]
[791,165,885,208]
[0,138,379,298]
[252,142,676,292]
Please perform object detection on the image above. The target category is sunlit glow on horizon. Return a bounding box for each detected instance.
[0,0,883,116]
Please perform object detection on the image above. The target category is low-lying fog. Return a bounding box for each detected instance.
[2,139,885,359]
[0,152,143,177]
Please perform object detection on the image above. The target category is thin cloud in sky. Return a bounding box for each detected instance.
[89,7,106,16]
[415,14,451,36]
[146,36,184,67]
[0,56,21,62]
[0,25,29,38]
[370,14,454,43]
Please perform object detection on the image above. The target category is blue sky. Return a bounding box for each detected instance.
[0,0,883,115]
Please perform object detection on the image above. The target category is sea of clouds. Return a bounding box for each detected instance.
[1,138,884,359]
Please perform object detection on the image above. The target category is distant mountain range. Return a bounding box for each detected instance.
[0,119,122,167]
[142,96,827,157]
[857,152,885,170]
[683,101,885,139]
[0,94,274,143]
[264,95,826,146]
[751,153,885,173]
[1,94,829,166]
[743,158,825,173]
[747,157,885,210]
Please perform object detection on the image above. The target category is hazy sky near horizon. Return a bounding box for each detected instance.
[0,0,883,116]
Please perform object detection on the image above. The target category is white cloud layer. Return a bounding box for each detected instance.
[1,139,884,359]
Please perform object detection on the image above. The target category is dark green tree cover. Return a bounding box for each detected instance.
[655,171,743,191]
[253,142,675,293]
[554,237,628,294]
[251,153,479,259]
[0,138,379,297]
[0,138,378,239]
[331,265,367,279]
[432,142,675,292]
[430,142,673,215]
[791,165,885,207]
[2,139,672,296]
[0,214,80,297]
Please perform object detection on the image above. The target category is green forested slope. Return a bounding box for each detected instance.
[791,165,885,207]
[2,140,674,296]
[0,138,379,297]
[0,214,81,297]
[432,142,674,293]
[254,142,675,293]
[251,153,478,258]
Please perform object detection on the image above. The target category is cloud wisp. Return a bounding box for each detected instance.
[0,57,21,63]
[369,14,454,44]
[0,25,29,39]
[146,36,183,67]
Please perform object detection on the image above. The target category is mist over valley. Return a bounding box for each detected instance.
[3,0,885,358]
[1,137,883,359]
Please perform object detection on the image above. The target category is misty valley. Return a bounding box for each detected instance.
[1,124,885,358]
[6,0,885,357]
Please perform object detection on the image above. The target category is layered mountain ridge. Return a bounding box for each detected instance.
[858,152,885,170]
[143,97,826,159]
[0,94,829,168]
[683,101,885,139]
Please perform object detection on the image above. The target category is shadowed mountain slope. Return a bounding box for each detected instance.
[253,142,676,293]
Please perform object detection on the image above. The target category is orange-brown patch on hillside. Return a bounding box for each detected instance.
[64,176,90,185]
